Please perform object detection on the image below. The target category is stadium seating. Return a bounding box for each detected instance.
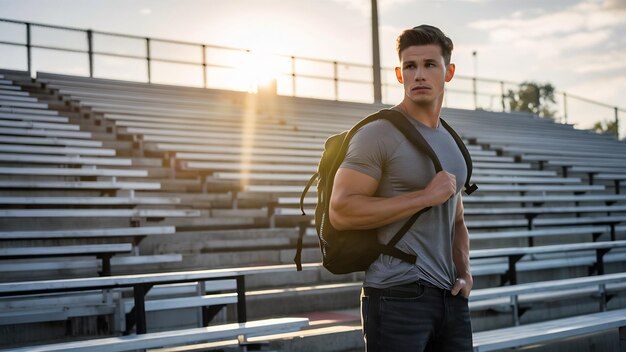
[0,69,625,351]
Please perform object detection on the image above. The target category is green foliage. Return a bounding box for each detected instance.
[506,81,557,119]
[592,119,619,137]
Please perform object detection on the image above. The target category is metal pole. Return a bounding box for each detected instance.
[87,30,94,78]
[146,38,151,83]
[473,51,478,110]
[202,44,207,89]
[615,107,620,140]
[236,276,247,323]
[333,61,339,101]
[371,0,382,104]
[291,56,296,97]
[26,23,32,75]
[472,51,477,77]
[133,284,147,334]
[500,81,505,112]
[472,77,477,110]
[563,92,568,124]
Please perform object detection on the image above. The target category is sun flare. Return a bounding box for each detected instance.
[232,50,282,93]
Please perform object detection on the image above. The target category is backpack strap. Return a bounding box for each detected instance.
[379,112,442,254]
[300,172,318,216]
[381,111,444,173]
[440,118,478,195]
[378,110,477,254]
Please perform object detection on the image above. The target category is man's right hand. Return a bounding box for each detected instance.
[424,171,457,206]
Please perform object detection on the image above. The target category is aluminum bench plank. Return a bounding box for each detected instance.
[0,145,115,156]
[0,167,146,177]
[0,127,91,138]
[0,197,178,206]
[0,112,68,123]
[0,243,133,258]
[0,209,199,218]
[0,226,176,240]
[0,135,101,147]
[472,308,626,351]
[0,317,309,352]
[0,181,160,190]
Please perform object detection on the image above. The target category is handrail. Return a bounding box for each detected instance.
[0,17,623,139]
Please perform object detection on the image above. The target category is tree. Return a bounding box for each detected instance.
[506,81,557,119]
[592,119,619,138]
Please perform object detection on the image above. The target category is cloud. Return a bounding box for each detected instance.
[328,0,413,16]
[560,50,626,74]
[468,0,626,76]
[471,0,625,39]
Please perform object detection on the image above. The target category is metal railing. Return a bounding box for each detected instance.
[0,18,623,139]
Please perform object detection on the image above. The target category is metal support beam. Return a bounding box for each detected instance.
[613,106,619,141]
[87,30,94,78]
[133,284,147,334]
[371,0,382,104]
[26,23,32,75]
[146,38,151,83]
[236,275,247,324]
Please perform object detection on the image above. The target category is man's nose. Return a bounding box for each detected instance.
[413,67,425,81]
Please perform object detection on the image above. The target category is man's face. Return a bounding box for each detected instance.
[395,44,455,106]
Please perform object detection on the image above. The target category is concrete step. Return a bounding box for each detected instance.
[131,157,163,167]
[101,140,134,150]
[141,167,174,179]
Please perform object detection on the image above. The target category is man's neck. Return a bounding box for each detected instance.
[400,98,442,128]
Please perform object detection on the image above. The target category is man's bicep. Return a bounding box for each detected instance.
[328,168,380,229]
[331,167,380,202]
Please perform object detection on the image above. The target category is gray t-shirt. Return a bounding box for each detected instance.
[339,107,467,290]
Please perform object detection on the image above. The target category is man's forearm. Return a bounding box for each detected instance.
[453,219,471,280]
[330,189,434,230]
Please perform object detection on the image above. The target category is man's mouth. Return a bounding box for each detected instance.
[411,86,430,92]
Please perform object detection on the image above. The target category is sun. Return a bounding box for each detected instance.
[232,49,283,94]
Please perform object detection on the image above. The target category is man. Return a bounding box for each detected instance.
[329,25,473,351]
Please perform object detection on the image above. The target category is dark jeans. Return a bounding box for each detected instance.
[361,282,473,352]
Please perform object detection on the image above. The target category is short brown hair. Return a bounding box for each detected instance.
[396,25,453,64]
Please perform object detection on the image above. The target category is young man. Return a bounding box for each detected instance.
[329,25,473,351]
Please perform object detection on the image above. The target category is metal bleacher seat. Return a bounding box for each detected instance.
[2,70,622,351]
[0,75,200,284]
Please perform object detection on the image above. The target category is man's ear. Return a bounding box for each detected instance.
[445,63,455,82]
[395,67,403,84]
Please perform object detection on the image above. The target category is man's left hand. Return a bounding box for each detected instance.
[451,276,473,298]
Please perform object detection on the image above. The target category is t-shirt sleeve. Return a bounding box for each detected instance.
[340,121,393,181]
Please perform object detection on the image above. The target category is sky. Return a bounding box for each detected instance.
[0,0,624,135]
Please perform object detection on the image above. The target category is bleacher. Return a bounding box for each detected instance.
[0,69,625,351]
